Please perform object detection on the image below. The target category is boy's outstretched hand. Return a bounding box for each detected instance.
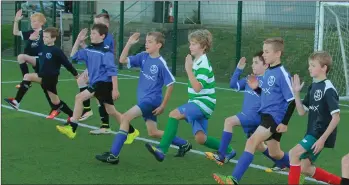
[237,57,247,70]
[14,9,23,22]
[77,28,88,43]
[127,32,140,45]
[292,74,304,93]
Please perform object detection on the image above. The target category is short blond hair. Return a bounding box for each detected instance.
[30,12,46,24]
[264,37,284,55]
[188,29,212,52]
[309,51,332,73]
[147,31,165,48]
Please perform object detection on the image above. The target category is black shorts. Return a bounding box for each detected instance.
[260,113,282,142]
[87,82,114,105]
[41,75,59,95]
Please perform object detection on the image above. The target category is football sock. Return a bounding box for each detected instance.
[15,80,31,103]
[110,130,128,156]
[312,167,341,185]
[218,131,233,155]
[98,104,109,127]
[19,63,29,77]
[341,178,349,185]
[232,151,254,182]
[288,164,301,184]
[158,117,179,153]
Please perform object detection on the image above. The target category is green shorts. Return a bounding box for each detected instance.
[299,135,322,162]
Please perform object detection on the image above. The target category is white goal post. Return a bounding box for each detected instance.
[314,1,349,100]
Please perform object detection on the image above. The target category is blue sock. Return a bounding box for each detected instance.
[232,151,254,182]
[218,131,232,156]
[171,136,187,146]
[275,152,290,168]
[262,148,276,163]
[110,130,128,156]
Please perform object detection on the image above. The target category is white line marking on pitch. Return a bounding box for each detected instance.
[1,104,325,184]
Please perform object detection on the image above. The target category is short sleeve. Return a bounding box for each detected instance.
[127,52,146,69]
[160,61,175,86]
[324,88,340,115]
[280,72,295,102]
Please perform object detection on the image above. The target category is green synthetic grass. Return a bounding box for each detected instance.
[1,58,348,184]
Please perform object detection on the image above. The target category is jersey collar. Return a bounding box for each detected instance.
[269,63,282,69]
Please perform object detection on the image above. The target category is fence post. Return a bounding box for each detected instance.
[52,1,57,27]
[197,1,201,24]
[118,1,124,69]
[235,1,243,66]
[171,1,178,76]
[72,1,80,47]
[14,1,22,56]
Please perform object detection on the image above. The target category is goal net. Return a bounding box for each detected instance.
[315,2,349,100]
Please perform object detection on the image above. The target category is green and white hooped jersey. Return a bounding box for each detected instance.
[188,54,216,118]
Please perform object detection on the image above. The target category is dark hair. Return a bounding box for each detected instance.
[44,27,59,38]
[95,13,110,22]
[92,23,108,37]
[253,51,265,64]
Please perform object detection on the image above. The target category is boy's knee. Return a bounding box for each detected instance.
[169,109,181,119]
[17,54,26,63]
[121,112,133,123]
[224,117,237,127]
[289,146,303,159]
[301,164,315,176]
[195,132,206,145]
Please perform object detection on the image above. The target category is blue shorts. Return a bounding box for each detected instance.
[236,112,261,138]
[138,101,161,122]
[177,102,208,135]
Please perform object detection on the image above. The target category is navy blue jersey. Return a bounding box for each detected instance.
[258,64,294,124]
[303,80,340,148]
[37,45,78,77]
[72,42,117,86]
[21,29,44,56]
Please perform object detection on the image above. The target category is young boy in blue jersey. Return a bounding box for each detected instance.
[144,29,234,163]
[213,38,295,185]
[13,9,57,117]
[288,51,341,185]
[95,32,188,164]
[56,24,120,139]
[5,27,78,119]
[205,52,272,164]
[342,153,349,185]
[77,11,115,125]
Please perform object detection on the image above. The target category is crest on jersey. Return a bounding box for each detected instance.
[267,76,276,86]
[314,89,323,101]
[150,65,158,74]
[46,53,52,59]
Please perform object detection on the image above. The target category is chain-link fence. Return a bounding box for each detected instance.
[2,1,348,96]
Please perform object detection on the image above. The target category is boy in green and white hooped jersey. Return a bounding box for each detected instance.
[145,29,234,162]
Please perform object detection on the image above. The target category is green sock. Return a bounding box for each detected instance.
[204,136,233,153]
[158,117,179,154]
